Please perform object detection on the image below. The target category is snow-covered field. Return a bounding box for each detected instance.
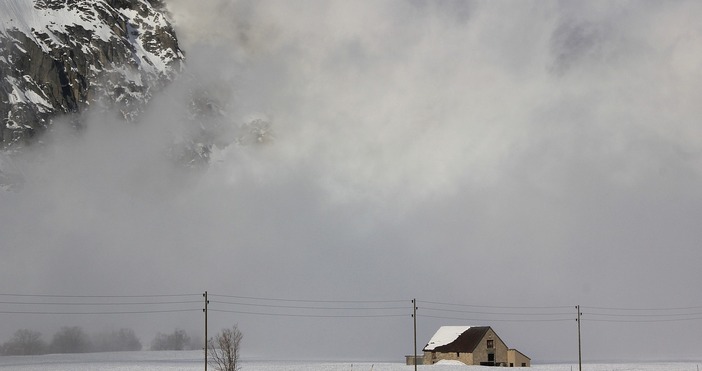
[0,351,701,371]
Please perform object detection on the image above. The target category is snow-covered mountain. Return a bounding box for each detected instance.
[0,0,184,147]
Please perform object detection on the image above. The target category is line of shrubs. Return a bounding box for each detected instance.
[0,327,201,356]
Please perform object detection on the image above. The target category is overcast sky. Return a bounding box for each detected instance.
[2,0,702,363]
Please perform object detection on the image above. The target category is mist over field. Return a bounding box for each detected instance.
[2,0,702,363]
[1,352,702,371]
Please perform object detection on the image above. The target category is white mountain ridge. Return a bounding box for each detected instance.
[0,0,184,146]
[0,0,276,190]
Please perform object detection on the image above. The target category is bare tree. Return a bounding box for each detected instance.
[2,329,47,355]
[151,328,192,350]
[208,325,243,371]
[92,328,142,352]
[51,326,90,353]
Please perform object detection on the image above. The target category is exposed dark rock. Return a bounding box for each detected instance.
[0,0,184,148]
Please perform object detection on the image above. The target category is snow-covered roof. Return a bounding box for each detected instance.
[424,326,472,351]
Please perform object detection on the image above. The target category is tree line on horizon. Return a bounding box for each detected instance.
[0,327,202,356]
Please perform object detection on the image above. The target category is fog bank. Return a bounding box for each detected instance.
[2,0,702,362]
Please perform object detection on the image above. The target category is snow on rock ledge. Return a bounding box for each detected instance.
[0,0,184,147]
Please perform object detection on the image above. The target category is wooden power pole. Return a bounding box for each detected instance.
[576,305,582,371]
[412,298,418,371]
[204,291,209,371]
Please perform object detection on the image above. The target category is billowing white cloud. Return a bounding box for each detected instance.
[2,0,702,362]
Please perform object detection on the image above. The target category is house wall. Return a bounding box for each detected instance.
[470,327,508,366]
[423,350,432,365]
[405,355,424,365]
[508,349,531,367]
[423,350,473,365]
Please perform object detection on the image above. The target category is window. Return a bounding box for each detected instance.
[487,339,494,349]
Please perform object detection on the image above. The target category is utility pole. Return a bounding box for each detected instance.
[412,298,418,371]
[204,291,209,371]
[576,305,582,371]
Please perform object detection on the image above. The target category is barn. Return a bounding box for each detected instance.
[422,326,530,367]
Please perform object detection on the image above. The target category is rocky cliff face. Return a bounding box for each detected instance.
[0,0,184,147]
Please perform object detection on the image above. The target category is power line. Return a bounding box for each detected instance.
[6,291,702,324]
[0,308,201,315]
[0,292,411,319]
[0,293,200,298]
[583,316,702,323]
[207,297,409,318]
[209,293,407,304]
[418,314,573,322]
[0,300,202,306]
[583,305,702,311]
[210,308,409,318]
[0,293,205,316]
[209,299,407,311]
[415,299,575,323]
[419,306,573,317]
[583,311,702,318]
[418,299,573,310]
[580,305,702,323]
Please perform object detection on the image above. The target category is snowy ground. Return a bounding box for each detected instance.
[0,351,701,371]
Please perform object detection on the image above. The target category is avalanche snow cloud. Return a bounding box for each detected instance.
[2,0,702,363]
